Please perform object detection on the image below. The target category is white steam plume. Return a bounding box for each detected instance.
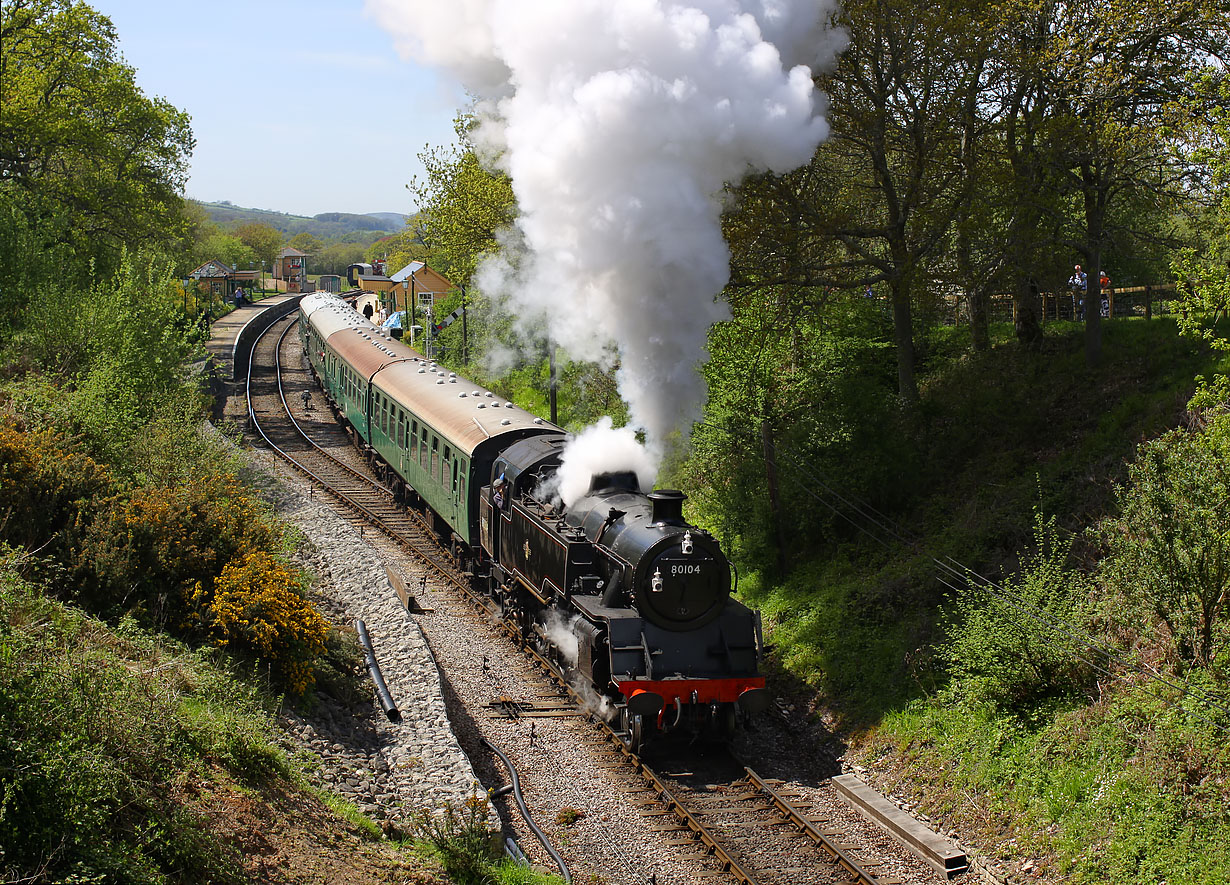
[369,0,843,458]
[535,418,659,508]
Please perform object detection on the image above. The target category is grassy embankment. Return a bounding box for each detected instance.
[739,316,1230,883]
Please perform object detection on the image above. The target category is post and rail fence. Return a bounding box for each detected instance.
[940,282,1185,327]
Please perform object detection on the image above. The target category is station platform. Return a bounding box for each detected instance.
[202,293,303,423]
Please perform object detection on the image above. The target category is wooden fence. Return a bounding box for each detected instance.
[950,283,1182,326]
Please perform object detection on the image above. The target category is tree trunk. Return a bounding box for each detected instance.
[968,285,990,352]
[890,279,919,403]
[761,418,787,577]
[1084,248,1103,366]
[1014,277,1044,349]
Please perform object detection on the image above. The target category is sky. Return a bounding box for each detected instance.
[95,0,464,218]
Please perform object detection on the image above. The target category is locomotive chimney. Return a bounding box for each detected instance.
[588,470,638,494]
[648,489,686,525]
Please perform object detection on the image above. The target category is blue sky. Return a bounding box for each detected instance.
[95,0,464,217]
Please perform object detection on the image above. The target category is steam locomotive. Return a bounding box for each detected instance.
[298,292,767,749]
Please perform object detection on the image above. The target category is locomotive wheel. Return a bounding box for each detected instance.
[628,713,644,754]
[619,708,645,754]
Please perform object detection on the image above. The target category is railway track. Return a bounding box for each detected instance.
[246,312,913,885]
[247,315,467,585]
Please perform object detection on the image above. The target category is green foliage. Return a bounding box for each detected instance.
[9,253,203,465]
[411,795,498,885]
[489,862,569,885]
[196,551,330,696]
[0,414,329,697]
[73,471,281,618]
[1099,417,1230,669]
[0,0,194,295]
[196,230,257,272]
[409,112,516,285]
[0,421,116,558]
[0,559,283,884]
[311,240,369,276]
[681,290,905,570]
[870,683,1230,885]
[941,506,1095,712]
[234,222,284,269]
[288,231,324,255]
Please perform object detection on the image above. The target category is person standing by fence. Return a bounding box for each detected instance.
[1069,265,1087,320]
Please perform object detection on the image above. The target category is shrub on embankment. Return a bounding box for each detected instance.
[0,554,283,883]
[683,313,1230,883]
[0,419,329,695]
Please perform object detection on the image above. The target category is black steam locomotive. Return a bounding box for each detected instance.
[299,292,767,748]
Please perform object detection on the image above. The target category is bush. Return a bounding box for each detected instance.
[196,551,330,695]
[0,421,115,557]
[0,557,258,884]
[72,474,282,624]
[412,794,498,885]
[1099,417,1230,670]
[941,506,1095,712]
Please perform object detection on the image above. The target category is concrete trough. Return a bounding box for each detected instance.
[831,774,968,878]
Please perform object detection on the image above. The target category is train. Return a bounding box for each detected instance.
[297,291,768,749]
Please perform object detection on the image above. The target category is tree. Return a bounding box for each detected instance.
[0,0,194,293]
[1103,423,1230,669]
[312,241,368,276]
[1035,0,1229,365]
[197,231,256,272]
[287,232,323,255]
[726,0,983,403]
[409,113,516,285]
[234,222,283,269]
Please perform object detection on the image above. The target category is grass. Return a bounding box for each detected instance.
[0,560,261,883]
[748,317,1230,723]
[865,689,1230,883]
[740,316,1230,882]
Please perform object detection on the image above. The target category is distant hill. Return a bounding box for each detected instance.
[195,201,410,240]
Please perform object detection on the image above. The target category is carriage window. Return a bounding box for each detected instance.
[381,398,389,436]
[431,436,440,482]
[443,446,452,490]
[451,458,459,495]
[397,411,405,448]
[459,460,467,501]
[410,420,419,458]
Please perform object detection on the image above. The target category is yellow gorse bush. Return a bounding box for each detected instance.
[199,551,330,695]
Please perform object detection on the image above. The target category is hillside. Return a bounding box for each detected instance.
[703,314,1230,885]
[195,201,409,240]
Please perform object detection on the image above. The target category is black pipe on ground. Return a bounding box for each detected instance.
[482,737,571,885]
[355,618,401,722]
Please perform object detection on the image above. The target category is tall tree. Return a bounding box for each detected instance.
[1037,0,1229,365]
[409,113,516,286]
[234,222,283,269]
[287,232,324,255]
[0,0,193,280]
[726,0,983,402]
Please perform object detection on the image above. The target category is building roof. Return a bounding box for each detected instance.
[189,259,234,279]
[389,261,454,295]
[389,261,425,283]
[277,247,309,258]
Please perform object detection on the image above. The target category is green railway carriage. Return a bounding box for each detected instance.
[298,293,562,545]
